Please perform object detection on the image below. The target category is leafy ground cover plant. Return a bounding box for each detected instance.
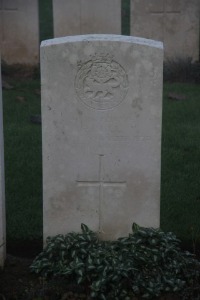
[30,224,200,299]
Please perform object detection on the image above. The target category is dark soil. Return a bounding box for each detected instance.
[2,64,40,80]
[6,240,43,259]
[0,255,90,300]
[0,238,93,300]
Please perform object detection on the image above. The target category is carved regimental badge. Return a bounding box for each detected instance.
[75,53,129,110]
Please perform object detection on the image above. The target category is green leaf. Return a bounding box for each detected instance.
[77,277,83,284]
[100,294,106,300]
[71,250,76,258]
[77,269,83,277]
[91,291,97,298]
[88,265,96,270]
[132,222,140,233]
[142,293,150,298]
[81,223,90,233]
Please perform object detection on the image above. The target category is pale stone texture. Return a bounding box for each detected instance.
[41,35,163,241]
[131,0,199,61]
[0,0,39,65]
[53,0,121,37]
[0,58,5,267]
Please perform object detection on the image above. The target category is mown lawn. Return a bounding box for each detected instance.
[161,83,200,248]
[3,75,42,241]
[3,77,200,250]
[2,0,200,253]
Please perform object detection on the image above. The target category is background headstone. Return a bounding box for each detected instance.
[0,57,5,267]
[131,0,199,61]
[41,35,163,241]
[0,0,39,65]
[53,0,121,37]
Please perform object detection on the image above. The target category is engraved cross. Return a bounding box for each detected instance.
[150,2,180,16]
[0,0,18,11]
[77,154,126,195]
[149,1,181,40]
[77,154,126,229]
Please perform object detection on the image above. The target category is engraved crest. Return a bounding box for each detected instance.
[75,53,129,110]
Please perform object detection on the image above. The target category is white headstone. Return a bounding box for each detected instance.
[53,0,121,37]
[0,57,5,267]
[131,0,199,61]
[41,35,163,241]
[0,0,39,65]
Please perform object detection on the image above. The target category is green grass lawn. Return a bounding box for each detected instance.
[39,0,53,42]
[161,83,200,248]
[3,76,200,249]
[3,76,42,241]
[2,0,200,252]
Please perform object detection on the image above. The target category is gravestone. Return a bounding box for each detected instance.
[131,0,199,60]
[0,58,5,267]
[0,0,39,65]
[53,0,121,37]
[41,34,163,241]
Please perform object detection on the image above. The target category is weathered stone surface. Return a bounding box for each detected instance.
[0,58,6,267]
[53,0,121,37]
[131,0,199,60]
[41,35,163,241]
[0,0,39,65]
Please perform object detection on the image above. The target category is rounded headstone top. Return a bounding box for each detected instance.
[41,34,163,50]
